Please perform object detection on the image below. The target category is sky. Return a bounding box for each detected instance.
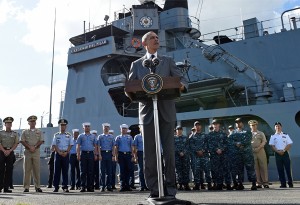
[0,0,299,129]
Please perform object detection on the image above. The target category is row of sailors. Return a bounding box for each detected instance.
[0,116,147,193]
[51,119,148,193]
[174,118,294,191]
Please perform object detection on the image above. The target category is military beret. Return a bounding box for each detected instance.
[91,130,97,134]
[274,122,282,126]
[82,122,91,126]
[235,118,242,123]
[212,119,220,124]
[102,123,111,127]
[58,119,68,125]
[120,124,129,129]
[248,120,258,125]
[3,117,14,123]
[194,121,201,126]
[72,129,79,133]
[27,115,37,122]
[175,125,183,130]
[228,125,234,129]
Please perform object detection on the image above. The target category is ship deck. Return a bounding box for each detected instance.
[0,183,299,205]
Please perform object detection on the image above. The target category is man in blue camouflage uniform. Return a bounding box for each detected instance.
[188,121,212,190]
[228,118,257,190]
[52,119,74,192]
[207,119,232,190]
[174,125,191,191]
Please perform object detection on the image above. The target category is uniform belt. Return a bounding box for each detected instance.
[119,151,131,154]
[101,150,112,152]
[60,150,68,153]
[3,147,11,150]
[277,150,285,152]
[82,150,94,153]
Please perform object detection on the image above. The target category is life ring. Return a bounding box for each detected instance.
[131,38,141,48]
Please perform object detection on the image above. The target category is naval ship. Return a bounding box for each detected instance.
[5,0,300,184]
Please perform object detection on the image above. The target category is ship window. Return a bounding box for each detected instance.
[76,97,85,104]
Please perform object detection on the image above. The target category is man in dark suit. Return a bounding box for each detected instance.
[128,31,188,198]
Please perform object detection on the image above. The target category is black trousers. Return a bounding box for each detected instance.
[0,151,14,189]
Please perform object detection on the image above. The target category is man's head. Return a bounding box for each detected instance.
[274,122,282,133]
[3,117,13,130]
[211,119,221,131]
[27,115,37,128]
[175,125,183,136]
[102,123,110,133]
[235,118,244,129]
[120,124,129,135]
[142,31,159,54]
[248,120,258,131]
[72,129,79,138]
[58,119,68,132]
[194,121,202,132]
[82,122,91,133]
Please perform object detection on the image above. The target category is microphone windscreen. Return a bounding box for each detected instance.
[142,59,151,68]
[152,57,160,67]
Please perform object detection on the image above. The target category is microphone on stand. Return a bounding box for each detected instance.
[152,57,160,67]
[142,56,160,73]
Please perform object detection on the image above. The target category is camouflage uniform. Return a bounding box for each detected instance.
[188,132,211,189]
[174,134,190,189]
[228,129,256,188]
[207,130,231,189]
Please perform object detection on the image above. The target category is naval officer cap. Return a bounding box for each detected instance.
[248,120,258,125]
[120,124,129,129]
[91,130,97,134]
[72,129,79,133]
[194,121,201,126]
[102,123,111,127]
[27,115,37,122]
[274,122,282,126]
[175,125,183,130]
[212,119,220,124]
[82,122,91,126]
[58,119,68,125]
[3,117,14,123]
[235,117,242,123]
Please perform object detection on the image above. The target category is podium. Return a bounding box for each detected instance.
[125,75,193,205]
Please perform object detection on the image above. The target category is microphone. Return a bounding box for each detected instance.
[142,59,152,68]
[152,57,160,67]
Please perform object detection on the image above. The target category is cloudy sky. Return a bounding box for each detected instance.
[0,0,299,129]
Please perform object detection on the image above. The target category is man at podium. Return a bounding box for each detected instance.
[128,31,188,198]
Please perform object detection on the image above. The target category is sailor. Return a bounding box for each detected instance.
[91,130,100,190]
[248,120,269,188]
[98,123,115,192]
[207,119,231,190]
[133,127,149,191]
[77,122,98,192]
[187,121,212,190]
[20,115,44,193]
[52,119,74,192]
[229,118,257,190]
[109,129,118,189]
[47,146,55,188]
[227,125,234,135]
[69,129,81,190]
[174,125,191,191]
[114,124,135,192]
[0,117,19,193]
[269,122,293,188]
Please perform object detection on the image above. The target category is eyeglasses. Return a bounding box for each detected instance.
[84,125,90,127]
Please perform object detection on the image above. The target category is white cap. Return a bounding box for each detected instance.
[91,130,97,134]
[72,129,79,133]
[82,122,91,126]
[109,130,114,133]
[102,123,110,127]
[127,129,131,133]
[120,124,129,129]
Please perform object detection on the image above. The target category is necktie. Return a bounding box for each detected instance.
[151,54,155,73]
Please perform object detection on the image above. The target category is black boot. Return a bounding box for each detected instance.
[193,184,200,190]
[207,183,213,190]
[251,182,257,190]
[226,184,233,190]
[178,184,183,190]
[184,184,191,191]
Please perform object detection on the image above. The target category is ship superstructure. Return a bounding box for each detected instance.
[61,0,300,180]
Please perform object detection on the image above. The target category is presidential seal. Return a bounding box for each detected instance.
[141,73,163,95]
[139,16,153,28]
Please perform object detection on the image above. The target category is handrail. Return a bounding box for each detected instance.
[281,7,300,30]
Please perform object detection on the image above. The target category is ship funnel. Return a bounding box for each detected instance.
[164,0,188,11]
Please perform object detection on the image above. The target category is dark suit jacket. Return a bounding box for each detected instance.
[129,54,188,125]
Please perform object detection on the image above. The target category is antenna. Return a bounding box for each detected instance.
[47,8,56,128]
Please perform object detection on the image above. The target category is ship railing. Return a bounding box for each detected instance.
[200,15,299,45]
